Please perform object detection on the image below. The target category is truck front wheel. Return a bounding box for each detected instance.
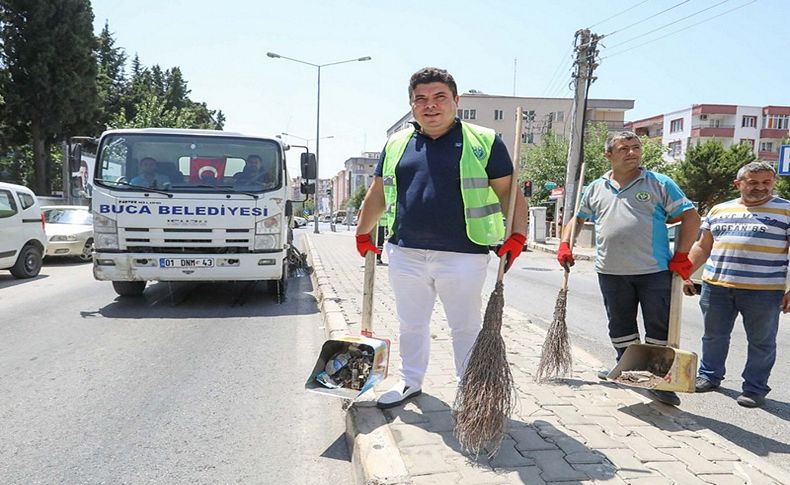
[268,263,288,303]
[112,281,146,297]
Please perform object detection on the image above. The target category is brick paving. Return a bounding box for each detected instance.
[304,230,789,485]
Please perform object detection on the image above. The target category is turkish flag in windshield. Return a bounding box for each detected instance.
[189,158,227,183]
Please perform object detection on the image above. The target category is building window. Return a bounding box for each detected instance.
[521,133,534,144]
[760,141,774,152]
[525,110,535,121]
[742,115,757,128]
[669,118,683,133]
[668,141,682,158]
[740,139,755,149]
[555,111,564,122]
[494,109,503,120]
[763,114,790,129]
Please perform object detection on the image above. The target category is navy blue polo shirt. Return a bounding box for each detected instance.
[375,120,512,254]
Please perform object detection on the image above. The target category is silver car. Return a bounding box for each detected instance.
[42,206,94,261]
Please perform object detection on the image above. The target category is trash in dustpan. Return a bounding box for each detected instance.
[305,334,389,399]
[604,275,697,393]
[606,344,697,393]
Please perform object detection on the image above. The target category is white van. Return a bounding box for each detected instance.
[0,182,47,278]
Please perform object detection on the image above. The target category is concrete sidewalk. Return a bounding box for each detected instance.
[304,231,789,485]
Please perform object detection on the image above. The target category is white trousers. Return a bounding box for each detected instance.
[386,243,489,387]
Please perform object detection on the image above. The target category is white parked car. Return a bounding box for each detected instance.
[41,205,94,261]
[292,216,307,228]
[0,182,47,278]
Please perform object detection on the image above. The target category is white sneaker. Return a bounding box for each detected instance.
[376,381,422,409]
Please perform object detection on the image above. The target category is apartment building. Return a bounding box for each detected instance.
[625,104,790,163]
[387,93,634,158]
[327,151,380,211]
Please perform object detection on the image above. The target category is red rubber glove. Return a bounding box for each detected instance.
[557,241,575,269]
[497,232,527,272]
[669,252,693,280]
[355,234,381,257]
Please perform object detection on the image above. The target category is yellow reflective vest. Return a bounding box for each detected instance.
[381,122,505,246]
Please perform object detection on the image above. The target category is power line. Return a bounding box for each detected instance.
[605,0,690,37]
[588,0,653,29]
[542,44,574,96]
[602,0,757,60]
[607,0,730,50]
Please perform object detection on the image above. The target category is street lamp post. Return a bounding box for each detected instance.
[267,52,371,233]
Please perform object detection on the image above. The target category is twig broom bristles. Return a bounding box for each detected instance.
[534,69,593,382]
[454,107,525,457]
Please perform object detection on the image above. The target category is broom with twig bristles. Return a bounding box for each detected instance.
[453,107,525,457]
[534,65,594,383]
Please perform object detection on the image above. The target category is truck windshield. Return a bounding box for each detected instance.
[95,133,282,193]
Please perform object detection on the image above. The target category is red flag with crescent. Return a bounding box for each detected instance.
[189,158,226,183]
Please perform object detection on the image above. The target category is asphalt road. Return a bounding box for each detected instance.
[496,247,790,473]
[0,242,352,484]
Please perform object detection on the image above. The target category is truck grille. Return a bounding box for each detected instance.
[120,227,254,253]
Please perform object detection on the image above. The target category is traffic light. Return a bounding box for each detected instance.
[522,180,533,197]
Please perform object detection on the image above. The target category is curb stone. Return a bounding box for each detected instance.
[304,234,412,485]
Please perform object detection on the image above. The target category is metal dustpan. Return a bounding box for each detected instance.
[305,243,390,399]
[606,275,697,393]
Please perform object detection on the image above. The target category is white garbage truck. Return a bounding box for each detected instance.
[69,128,315,301]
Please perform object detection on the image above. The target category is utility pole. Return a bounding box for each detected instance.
[562,29,601,220]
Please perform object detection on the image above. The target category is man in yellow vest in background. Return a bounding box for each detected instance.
[355,67,528,409]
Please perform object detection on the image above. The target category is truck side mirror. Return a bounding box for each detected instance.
[69,144,82,173]
[301,182,315,194]
[300,153,317,180]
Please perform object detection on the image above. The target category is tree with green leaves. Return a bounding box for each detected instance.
[95,20,127,132]
[0,0,98,194]
[345,185,367,211]
[669,140,756,214]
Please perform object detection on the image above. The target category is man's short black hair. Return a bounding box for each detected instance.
[408,67,458,101]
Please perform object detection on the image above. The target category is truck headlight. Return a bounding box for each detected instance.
[254,234,279,250]
[96,233,119,250]
[255,214,281,234]
[94,214,117,233]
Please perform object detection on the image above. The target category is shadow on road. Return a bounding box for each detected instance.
[0,273,49,289]
[80,274,319,320]
[619,400,790,460]
[366,392,622,483]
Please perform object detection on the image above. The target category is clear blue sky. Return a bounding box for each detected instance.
[91,0,789,178]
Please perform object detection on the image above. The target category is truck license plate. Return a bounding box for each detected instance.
[159,258,214,268]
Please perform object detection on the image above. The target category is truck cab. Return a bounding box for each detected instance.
[80,128,314,300]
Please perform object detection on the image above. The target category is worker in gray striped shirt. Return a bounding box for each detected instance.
[685,161,790,408]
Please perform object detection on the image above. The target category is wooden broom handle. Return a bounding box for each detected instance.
[361,228,377,335]
[667,274,684,348]
[497,106,525,282]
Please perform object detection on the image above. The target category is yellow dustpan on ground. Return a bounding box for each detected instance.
[305,232,390,399]
[606,274,697,393]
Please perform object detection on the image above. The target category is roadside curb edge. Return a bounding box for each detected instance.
[304,233,412,485]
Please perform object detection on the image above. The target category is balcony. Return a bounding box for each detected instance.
[760,128,789,139]
[690,124,735,138]
[588,120,625,131]
[759,151,779,161]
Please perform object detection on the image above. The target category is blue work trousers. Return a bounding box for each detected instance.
[597,271,672,360]
[698,282,782,397]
